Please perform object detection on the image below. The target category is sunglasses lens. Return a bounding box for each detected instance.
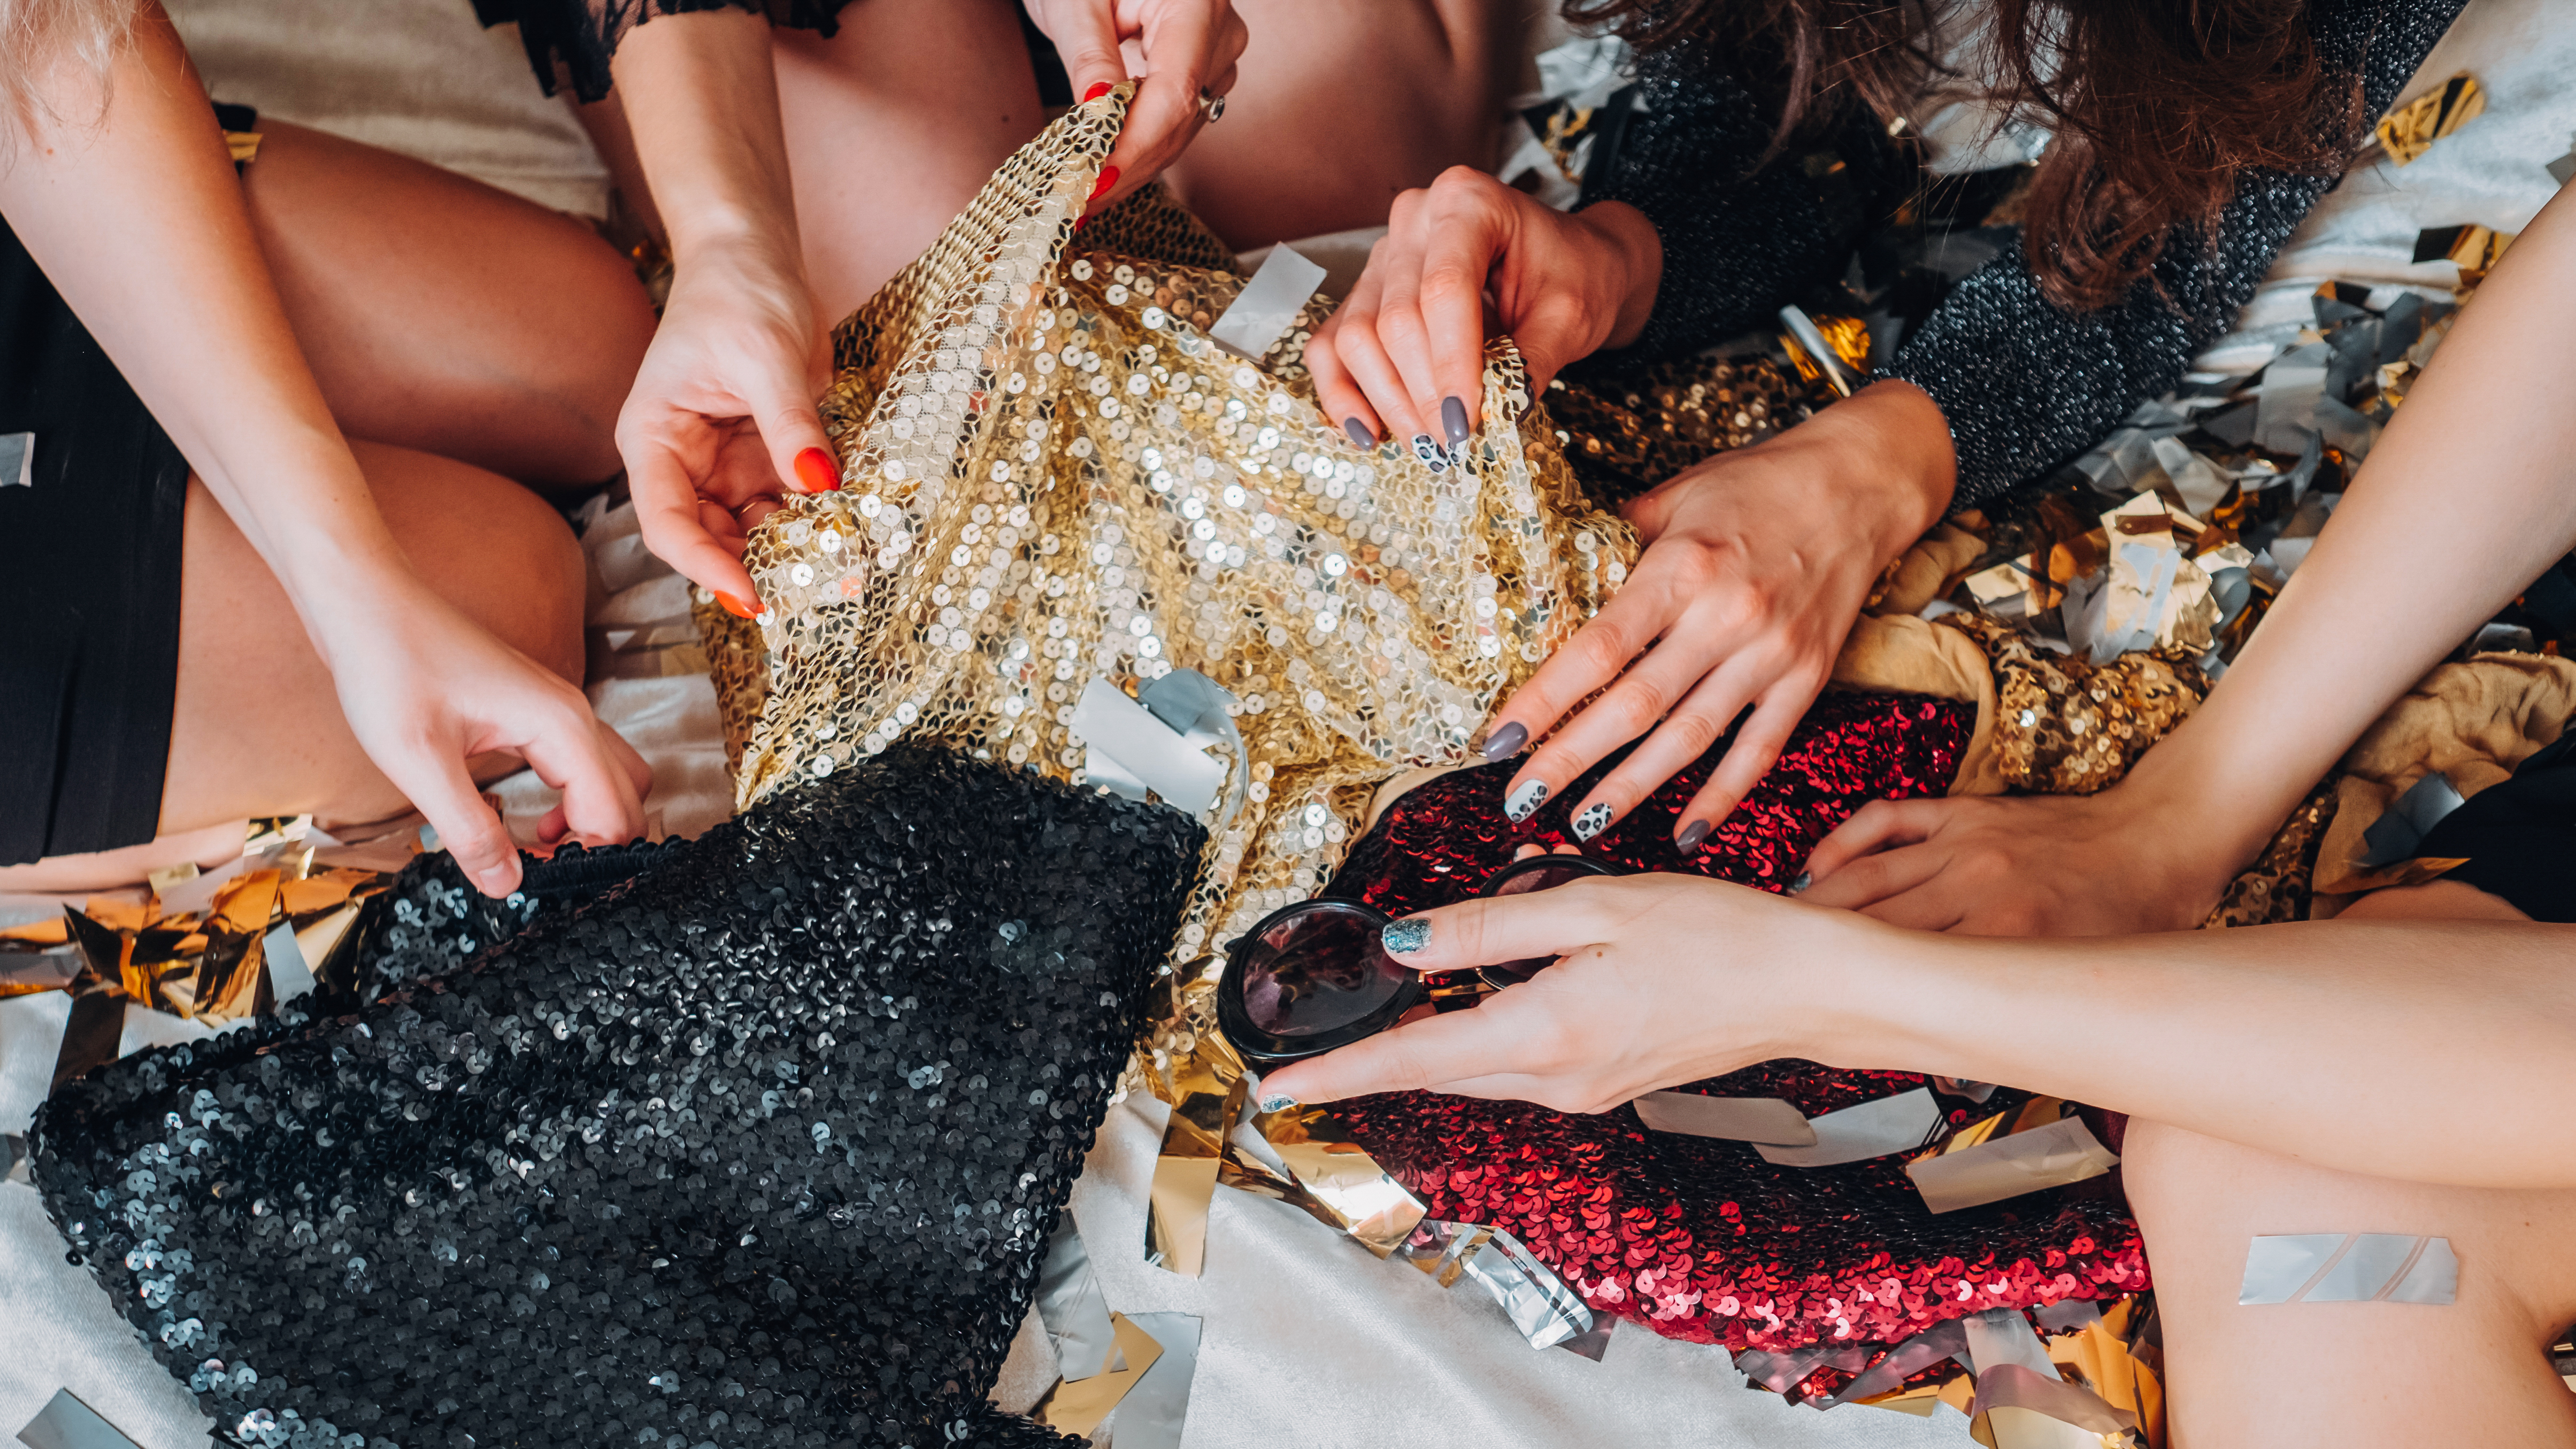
[1238,905,1410,1037]
[1487,859,1601,897]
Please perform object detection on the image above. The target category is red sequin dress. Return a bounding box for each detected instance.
[1325,691,2149,1354]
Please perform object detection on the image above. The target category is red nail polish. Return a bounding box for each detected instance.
[718,591,762,620]
[1082,82,1113,103]
[1089,165,1120,202]
[794,446,839,493]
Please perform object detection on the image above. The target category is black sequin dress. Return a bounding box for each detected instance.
[1585,0,2470,507]
[32,746,1202,1449]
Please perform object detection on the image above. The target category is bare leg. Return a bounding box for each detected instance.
[2128,873,2576,1443]
[0,442,585,895]
[1160,0,1523,249]
[240,120,657,488]
[770,0,1048,322]
[2125,1118,2576,1445]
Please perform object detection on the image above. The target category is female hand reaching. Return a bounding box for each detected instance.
[1308,168,1955,851]
[1251,868,2576,1189]
[317,578,650,897]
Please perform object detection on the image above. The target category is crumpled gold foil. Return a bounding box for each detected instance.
[2376,73,2483,165]
[699,83,1637,980]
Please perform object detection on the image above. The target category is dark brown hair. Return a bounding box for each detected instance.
[1567,0,2362,311]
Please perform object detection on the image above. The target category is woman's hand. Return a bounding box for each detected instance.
[1488,381,1954,852]
[1798,785,2238,935]
[618,234,838,615]
[1028,0,1248,207]
[1254,873,1859,1112]
[1306,169,1661,449]
[317,583,652,899]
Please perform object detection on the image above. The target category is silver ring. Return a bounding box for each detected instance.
[1197,88,1225,125]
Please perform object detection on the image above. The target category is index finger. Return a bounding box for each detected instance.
[384,743,524,899]
[1482,577,1674,755]
[627,435,762,608]
[1102,1,1226,191]
[1256,995,1544,1104]
[1415,171,1514,436]
[517,699,649,849]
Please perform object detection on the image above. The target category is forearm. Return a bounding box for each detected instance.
[2114,184,2576,872]
[608,8,799,265]
[0,7,405,624]
[1820,915,2576,1188]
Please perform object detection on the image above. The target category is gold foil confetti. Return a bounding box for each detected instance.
[2376,73,2483,165]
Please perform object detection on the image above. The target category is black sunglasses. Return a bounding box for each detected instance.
[1216,853,1629,1070]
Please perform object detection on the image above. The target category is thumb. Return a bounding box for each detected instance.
[750,373,839,498]
[1038,0,1127,109]
[396,749,525,899]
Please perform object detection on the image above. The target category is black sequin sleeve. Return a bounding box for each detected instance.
[1580,52,1909,363]
[1886,0,2465,507]
[472,0,855,103]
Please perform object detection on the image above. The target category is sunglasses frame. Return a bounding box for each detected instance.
[1216,853,1628,1070]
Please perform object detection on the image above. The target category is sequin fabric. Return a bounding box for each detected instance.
[1887,0,2469,504]
[32,746,1202,1449]
[1598,0,2468,505]
[1543,354,1839,505]
[701,87,1637,983]
[1944,614,2209,795]
[1321,692,2149,1353]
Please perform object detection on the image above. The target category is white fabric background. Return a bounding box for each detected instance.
[6,0,2570,1443]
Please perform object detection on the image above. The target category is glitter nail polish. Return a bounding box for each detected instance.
[1381,918,1431,954]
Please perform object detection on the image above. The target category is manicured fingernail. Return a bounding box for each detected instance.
[1410,434,1443,465]
[1504,779,1548,823]
[1571,802,1612,842]
[1441,396,1470,450]
[1676,819,1711,854]
[1089,165,1121,201]
[1480,721,1528,761]
[1257,1092,1295,1113]
[717,591,762,620]
[1082,82,1113,103]
[1788,872,1812,895]
[1382,918,1431,954]
[794,446,839,493]
[1343,417,1377,450]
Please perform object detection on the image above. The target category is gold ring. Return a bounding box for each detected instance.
[1197,88,1226,125]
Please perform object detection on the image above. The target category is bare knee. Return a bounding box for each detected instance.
[357,442,587,685]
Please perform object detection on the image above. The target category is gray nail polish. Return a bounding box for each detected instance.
[1257,1092,1296,1113]
[1571,802,1612,842]
[1504,779,1549,822]
[1788,871,1812,895]
[1382,918,1431,954]
[1441,396,1471,450]
[1675,819,1711,853]
[1343,417,1377,450]
[1480,721,1528,761]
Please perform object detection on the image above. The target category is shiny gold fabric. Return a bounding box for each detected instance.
[699,86,1637,966]
[1942,615,2209,796]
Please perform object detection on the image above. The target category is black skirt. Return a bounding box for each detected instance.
[0,215,191,865]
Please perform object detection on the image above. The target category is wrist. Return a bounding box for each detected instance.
[1818,380,1956,559]
[1581,202,1662,352]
